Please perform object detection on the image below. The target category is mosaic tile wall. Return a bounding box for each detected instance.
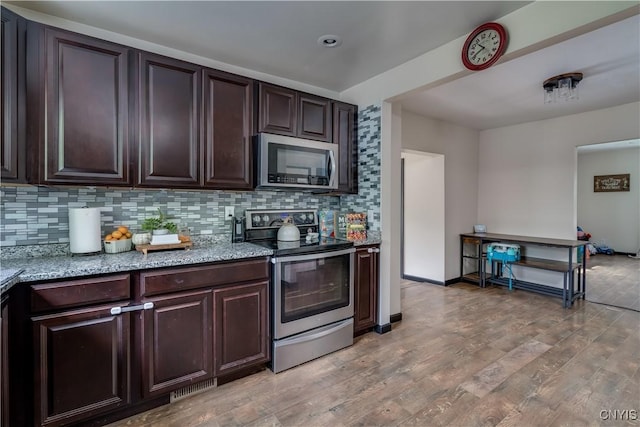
[341,104,382,230]
[0,186,340,247]
[0,103,382,248]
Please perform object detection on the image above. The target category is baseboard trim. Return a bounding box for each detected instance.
[402,274,445,286]
[375,323,392,334]
[390,313,402,323]
[444,278,459,286]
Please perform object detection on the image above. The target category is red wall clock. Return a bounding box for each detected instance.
[461,22,508,71]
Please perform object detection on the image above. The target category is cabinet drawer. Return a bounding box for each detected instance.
[31,274,131,313]
[139,259,269,297]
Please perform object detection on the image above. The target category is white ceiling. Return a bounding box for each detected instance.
[6,1,639,131]
[7,0,531,92]
[399,13,640,130]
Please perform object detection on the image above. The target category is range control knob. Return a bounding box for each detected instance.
[252,215,261,225]
[262,214,269,222]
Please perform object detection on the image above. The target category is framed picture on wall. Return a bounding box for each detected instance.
[594,174,630,192]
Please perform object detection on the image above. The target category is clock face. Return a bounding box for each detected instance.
[462,23,508,71]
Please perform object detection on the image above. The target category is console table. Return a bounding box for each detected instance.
[460,232,587,308]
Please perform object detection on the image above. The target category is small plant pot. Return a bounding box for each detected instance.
[152,229,169,235]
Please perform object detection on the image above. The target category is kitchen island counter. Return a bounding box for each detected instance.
[2,242,273,284]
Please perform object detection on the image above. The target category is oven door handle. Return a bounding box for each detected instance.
[271,247,355,264]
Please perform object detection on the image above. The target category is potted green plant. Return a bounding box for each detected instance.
[141,208,178,235]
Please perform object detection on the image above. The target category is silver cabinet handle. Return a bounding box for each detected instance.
[110,301,154,315]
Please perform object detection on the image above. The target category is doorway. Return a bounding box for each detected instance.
[401,150,445,283]
[576,139,640,311]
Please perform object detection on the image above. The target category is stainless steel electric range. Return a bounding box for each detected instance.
[244,209,355,373]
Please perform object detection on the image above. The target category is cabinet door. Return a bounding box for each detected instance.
[213,281,269,376]
[42,28,131,185]
[203,69,253,189]
[354,246,378,333]
[138,52,201,187]
[1,7,26,182]
[298,93,332,142]
[32,305,130,427]
[1,297,8,427]
[258,83,297,137]
[141,290,213,397]
[333,102,358,193]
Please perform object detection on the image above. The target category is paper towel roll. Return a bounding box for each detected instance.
[69,207,102,254]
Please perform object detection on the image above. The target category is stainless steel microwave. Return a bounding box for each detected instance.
[256,133,338,190]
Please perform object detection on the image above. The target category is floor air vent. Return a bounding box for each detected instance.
[170,378,217,402]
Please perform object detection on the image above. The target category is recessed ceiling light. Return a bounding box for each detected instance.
[317,35,342,48]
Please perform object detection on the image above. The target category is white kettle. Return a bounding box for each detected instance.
[277,216,300,241]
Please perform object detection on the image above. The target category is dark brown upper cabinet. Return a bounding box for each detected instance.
[258,83,332,142]
[30,26,131,185]
[1,7,27,183]
[258,83,297,137]
[333,101,358,194]
[298,93,332,141]
[137,52,202,188]
[203,69,254,190]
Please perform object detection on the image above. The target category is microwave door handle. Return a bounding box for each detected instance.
[328,150,336,187]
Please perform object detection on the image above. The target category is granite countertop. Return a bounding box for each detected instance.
[2,242,273,284]
[352,235,382,246]
[0,268,24,296]
[0,233,382,290]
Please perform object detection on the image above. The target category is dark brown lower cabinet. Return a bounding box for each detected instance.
[1,294,8,427]
[354,245,379,334]
[32,305,131,427]
[141,289,213,397]
[14,260,270,426]
[213,281,269,376]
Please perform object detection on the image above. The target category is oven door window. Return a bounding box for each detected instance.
[280,253,350,323]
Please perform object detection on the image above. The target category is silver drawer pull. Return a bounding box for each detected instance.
[110,302,154,315]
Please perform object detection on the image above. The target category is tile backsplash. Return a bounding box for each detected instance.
[0,186,340,247]
[0,103,382,249]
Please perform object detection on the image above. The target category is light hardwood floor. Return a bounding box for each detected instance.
[109,281,640,427]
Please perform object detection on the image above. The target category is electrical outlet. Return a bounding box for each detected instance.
[224,206,235,220]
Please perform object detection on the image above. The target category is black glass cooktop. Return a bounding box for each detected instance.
[250,237,353,256]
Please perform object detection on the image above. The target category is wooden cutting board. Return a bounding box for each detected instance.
[135,241,192,255]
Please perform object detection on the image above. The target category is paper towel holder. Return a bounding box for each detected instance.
[69,206,103,255]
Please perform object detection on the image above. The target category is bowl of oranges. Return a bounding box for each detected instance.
[104,226,133,254]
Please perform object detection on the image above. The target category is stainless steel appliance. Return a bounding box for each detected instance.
[245,209,355,373]
[256,133,338,190]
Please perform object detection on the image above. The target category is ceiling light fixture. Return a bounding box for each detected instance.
[543,72,583,104]
[317,35,342,48]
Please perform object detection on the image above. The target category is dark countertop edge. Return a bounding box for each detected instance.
[0,269,23,297]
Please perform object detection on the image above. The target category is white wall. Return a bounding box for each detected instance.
[402,151,445,282]
[578,146,640,253]
[478,102,640,239]
[478,102,640,286]
[401,110,479,281]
